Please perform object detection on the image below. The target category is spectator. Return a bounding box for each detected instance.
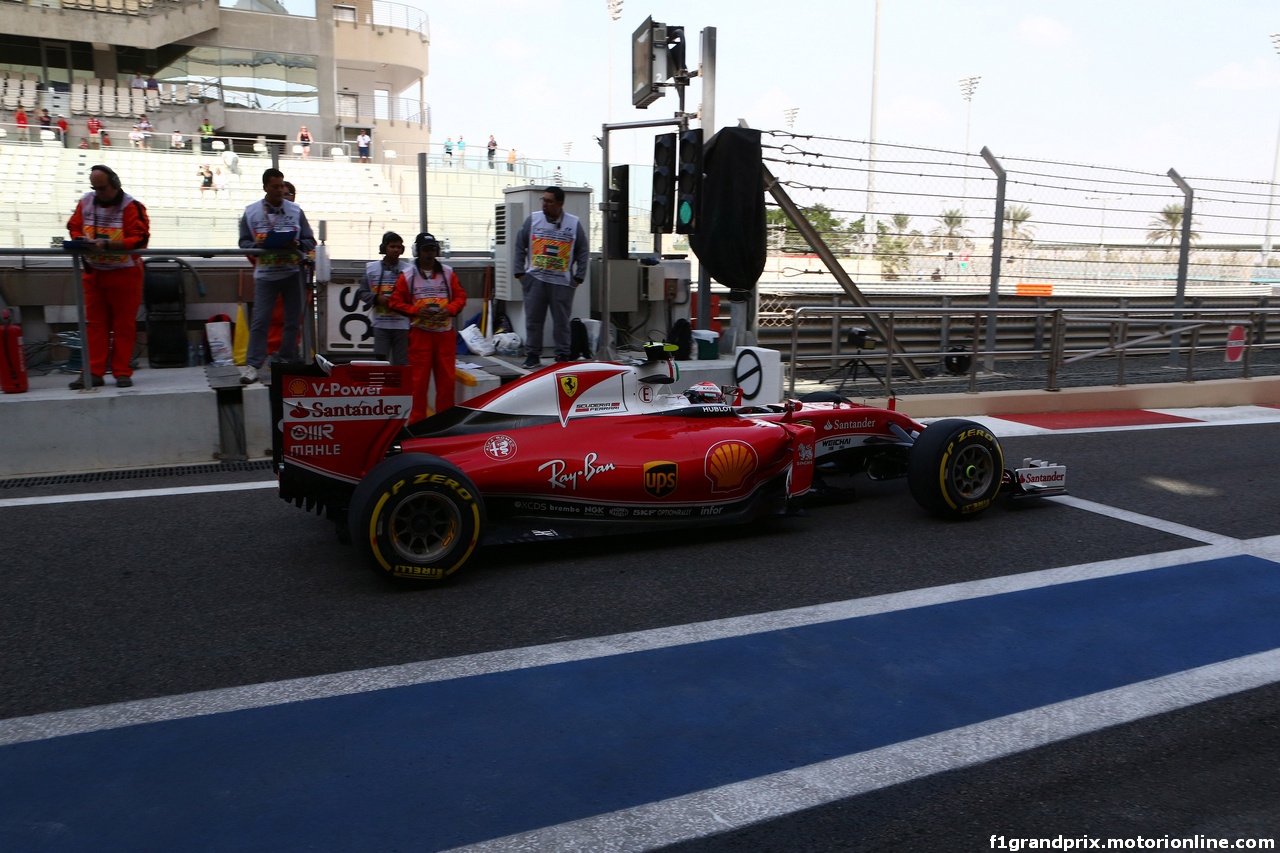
[15,107,28,143]
[457,135,466,167]
[199,165,213,193]
[356,230,412,365]
[129,127,144,149]
[130,73,146,90]
[39,109,51,129]
[171,129,184,149]
[297,125,312,158]
[507,148,516,172]
[146,75,160,91]
[214,167,228,195]
[387,231,466,420]
[56,114,68,144]
[199,117,214,153]
[514,186,588,367]
[553,166,563,186]
[136,115,153,149]
[443,136,452,164]
[931,267,943,281]
[100,130,112,147]
[66,164,151,389]
[86,114,102,149]
[487,135,497,169]
[237,168,315,385]
[356,129,371,164]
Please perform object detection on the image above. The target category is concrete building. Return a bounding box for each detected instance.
[0,0,431,155]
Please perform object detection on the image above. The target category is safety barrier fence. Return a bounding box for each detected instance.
[784,304,1280,397]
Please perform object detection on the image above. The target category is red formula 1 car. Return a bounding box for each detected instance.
[271,351,1066,583]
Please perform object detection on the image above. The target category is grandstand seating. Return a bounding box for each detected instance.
[0,141,531,257]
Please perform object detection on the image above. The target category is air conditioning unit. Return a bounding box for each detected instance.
[493,200,524,301]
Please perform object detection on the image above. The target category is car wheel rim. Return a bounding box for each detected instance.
[388,493,460,563]
[950,444,994,498]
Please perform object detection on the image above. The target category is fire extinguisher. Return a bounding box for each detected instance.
[1,309,29,394]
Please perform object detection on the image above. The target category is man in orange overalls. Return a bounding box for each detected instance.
[387,232,467,421]
[66,164,151,388]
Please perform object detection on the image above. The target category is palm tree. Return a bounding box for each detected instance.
[1146,203,1199,249]
[1003,204,1035,242]
[931,208,969,250]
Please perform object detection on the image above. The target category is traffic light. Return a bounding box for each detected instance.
[631,17,667,109]
[675,128,703,234]
[607,164,629,259]
[651,132,676,233]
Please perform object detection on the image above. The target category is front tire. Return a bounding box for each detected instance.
[348,454,485,582]
[907,419,1003,517]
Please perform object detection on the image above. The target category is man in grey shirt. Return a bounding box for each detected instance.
[513,186,589,367]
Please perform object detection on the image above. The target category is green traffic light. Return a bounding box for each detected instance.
[679,201,692,223]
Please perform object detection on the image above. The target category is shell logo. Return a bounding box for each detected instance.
[705,440,758,492]
[288,378,308,397]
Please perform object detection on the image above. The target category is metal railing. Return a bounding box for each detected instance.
[785,304,1280,397]
[331,0,429,37]
[0,246,274,392]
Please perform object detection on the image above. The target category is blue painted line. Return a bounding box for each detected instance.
[3,555,1280,853]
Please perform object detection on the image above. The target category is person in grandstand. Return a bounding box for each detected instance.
[355,231,412,365]
[297,125,312,158]
[237,168,315,385]
[513,186,588,367]
[387,231,466,419]
[357,129,371,164]
[66,165,151,389]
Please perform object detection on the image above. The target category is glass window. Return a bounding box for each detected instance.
[154,47,318,115]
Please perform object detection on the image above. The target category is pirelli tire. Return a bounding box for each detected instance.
[907,418,1004,518]
[348,453,485,583]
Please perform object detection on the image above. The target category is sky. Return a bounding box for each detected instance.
[408,0,1280,183]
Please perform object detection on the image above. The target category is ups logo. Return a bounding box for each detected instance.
[644,461,678,498]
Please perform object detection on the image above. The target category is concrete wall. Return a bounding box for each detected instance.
[0,2,222,51]
[2,388,221,477]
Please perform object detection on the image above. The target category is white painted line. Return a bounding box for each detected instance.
[0,541,1256,747]
[445,648,1280,853]
[1047,495,1239,546]
[0,480,277,509]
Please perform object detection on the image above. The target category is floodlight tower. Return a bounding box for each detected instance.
[959,75,980,213]
[783,108,799,130]
[1261,33,1280,264]
[607,0,624,121]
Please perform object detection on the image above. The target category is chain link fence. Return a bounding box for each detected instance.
[760,130,1278,298]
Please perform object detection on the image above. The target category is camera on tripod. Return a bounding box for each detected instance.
[821,327,885,393]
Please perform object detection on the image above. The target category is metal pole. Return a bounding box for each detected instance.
[696,27,716,338]
[981,146,1006,372]
[601,121,612,359]
[1167,168,1194,367]
[866,0,881,233]
[417,151,428,233]
[72,251,93,393]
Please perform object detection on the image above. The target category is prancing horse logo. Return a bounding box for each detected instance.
[559,375,579,397]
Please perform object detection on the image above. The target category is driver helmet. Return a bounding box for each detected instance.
[685,381,725,404]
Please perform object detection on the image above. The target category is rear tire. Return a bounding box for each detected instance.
[347,454,485,582]
[907,419,1003,517]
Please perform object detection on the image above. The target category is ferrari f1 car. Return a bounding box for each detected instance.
[271,350,1066,583]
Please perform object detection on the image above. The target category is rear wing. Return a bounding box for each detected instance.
[271,360,413,517]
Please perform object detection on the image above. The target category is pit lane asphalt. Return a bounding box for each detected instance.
[2,423,1278,850]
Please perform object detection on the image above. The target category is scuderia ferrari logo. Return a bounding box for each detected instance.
[559,375,579,397]
[644,461,678,497]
